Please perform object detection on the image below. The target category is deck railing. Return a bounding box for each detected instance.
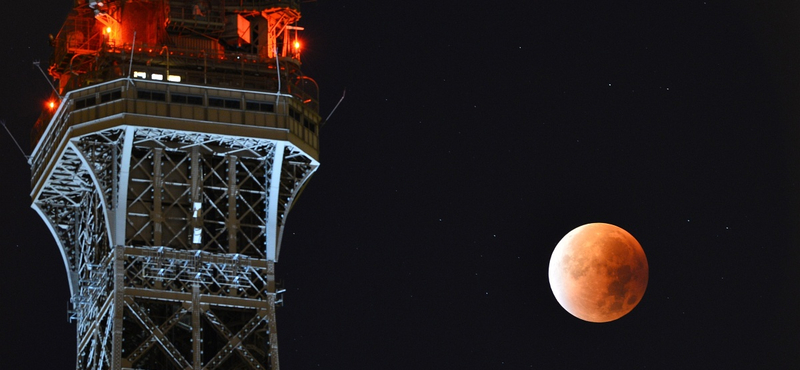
[31,78,320,190]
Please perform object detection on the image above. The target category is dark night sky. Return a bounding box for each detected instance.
[2,1,800,369]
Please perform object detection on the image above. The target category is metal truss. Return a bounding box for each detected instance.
[31,103,317,369]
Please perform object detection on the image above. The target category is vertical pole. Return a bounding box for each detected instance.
[266,143,284,261]
[191,147,204,368]
[192,284,202,370]
[227,155,238,253]
[114,127,134,246]
[112,245,125,370]
[191,147,202,248]
[267,261,280,370]
[112,141,118,217]
[153,148,164,246]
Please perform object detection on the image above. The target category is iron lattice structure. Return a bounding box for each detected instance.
[30,1,320,369]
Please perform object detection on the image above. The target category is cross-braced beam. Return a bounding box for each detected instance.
[31,74,319,370]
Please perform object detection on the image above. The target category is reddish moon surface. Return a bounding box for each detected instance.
[548,223,649,323]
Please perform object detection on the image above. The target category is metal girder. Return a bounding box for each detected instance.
[202,309,268,370]
[124,297,192,369]
[31,75,319,370]
[31,126,312,370]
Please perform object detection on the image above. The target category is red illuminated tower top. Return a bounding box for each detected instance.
[47,0,312,105]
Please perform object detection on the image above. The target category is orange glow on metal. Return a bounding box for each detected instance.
[105,27,112,34]
[47,101,57,110]
[294,40,301,50]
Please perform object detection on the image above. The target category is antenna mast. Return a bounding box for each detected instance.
[1,120,29,160]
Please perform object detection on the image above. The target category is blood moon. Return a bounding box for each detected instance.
[548,223,648,323]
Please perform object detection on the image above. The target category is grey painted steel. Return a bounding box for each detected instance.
[31,78,318,370]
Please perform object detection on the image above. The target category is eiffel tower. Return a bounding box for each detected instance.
[30,1,320,369]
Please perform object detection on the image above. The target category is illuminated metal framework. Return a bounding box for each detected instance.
[31,1,320,370]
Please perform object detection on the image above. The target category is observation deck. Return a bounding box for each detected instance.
[32,78,320,190]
